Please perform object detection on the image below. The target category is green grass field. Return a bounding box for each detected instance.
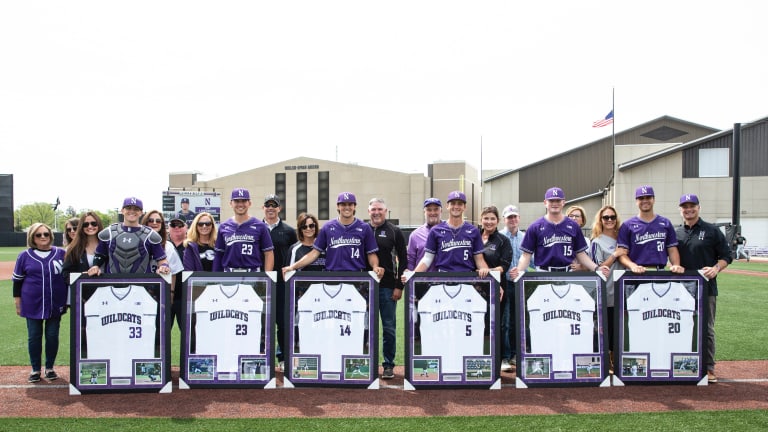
[2,249,766,429]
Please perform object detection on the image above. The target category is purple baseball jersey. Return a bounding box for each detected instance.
[12,247,68,319]
[520,216,588,269]
[617,215,678,267]
[214,217,275,271]
[423,221,484,272]
[313,218,378,271]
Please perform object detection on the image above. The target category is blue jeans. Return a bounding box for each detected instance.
[26,316,61,372]
[379,287,397,368]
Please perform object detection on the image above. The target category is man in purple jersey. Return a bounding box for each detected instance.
[88,197,169,276]
[510,187,603,279]
[406,197,442,272]
[213,188,275,272]
[408,191,489,276]
[283,192,384,277]
[617,185,684,274]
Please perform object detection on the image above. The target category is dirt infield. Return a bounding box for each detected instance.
[0,362,766,418]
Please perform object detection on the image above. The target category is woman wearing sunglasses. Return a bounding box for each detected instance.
[63,212,104,282]
[288,213,325,271]
[142,211,185,291]
[12,223,68,383]
[183,212,218,272]
[590,205,624,368]
[63,217,80,247]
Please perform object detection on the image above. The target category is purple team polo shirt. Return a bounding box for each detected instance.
[424,221,484,272]
[313,218,379,271]
[520,216,588,269]
[618,215,678,267]
[214,217,275,271]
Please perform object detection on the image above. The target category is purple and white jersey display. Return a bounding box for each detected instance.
[313,218,378,271]
[12,247,67,319]
[618,215,678,267]
[213,217,274,272]
[424,221,484,272]
[520,217,588,269]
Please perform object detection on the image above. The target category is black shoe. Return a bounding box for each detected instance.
[382,366,395,379]
[45,370,59,380]
[28,372,41,383]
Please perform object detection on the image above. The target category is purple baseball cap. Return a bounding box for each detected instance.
[423,197,442,208]
[122,197,143,210]
[635,185,655,199]
[337,192,357,204]
[679,194,699,206]
[231,188,251,200]
[544,187,564,200]
[447,191,466,203]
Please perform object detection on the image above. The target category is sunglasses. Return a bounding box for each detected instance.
[146,218,163,224]
[197,221,213,227]
[301,223,317,230]
[67,227,78,232]
[35,232,51,238]
[170,222,186,228]
[264,203,279,208]
[601,215,617,221]
[82,221,99,228]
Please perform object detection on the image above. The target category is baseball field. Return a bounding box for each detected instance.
[1,248,766,431]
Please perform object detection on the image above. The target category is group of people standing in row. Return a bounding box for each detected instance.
[12,184,731,385]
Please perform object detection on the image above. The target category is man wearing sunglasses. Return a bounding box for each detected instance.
[262,193,297,371]
[88,197,169,275]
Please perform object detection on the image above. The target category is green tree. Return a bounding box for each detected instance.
[15,202,56,231]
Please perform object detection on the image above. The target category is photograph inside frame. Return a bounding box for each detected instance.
[519,274,604,384]
[76,278,166,388]
[287,275,375,384]
[183,276,271,383]
[618,275,702,380]
[408,275,495,384]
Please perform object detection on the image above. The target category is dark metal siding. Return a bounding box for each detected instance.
[683,120,768,178]
[520,140,613,202]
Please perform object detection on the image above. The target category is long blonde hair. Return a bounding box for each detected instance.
[184,212,218,247]
[590,205,622,240]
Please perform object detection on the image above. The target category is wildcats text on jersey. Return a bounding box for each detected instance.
[313,309,353,322]
[541,309,581,322]
[100,313,142,326]
[642,308,681,321]
[431,310,473,322]
[209,309,249,322]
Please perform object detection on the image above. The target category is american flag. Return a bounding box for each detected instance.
[592,110,613,128]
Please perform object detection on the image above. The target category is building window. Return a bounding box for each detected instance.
[699,148,729,177]
[275,173,286,220]
[318,171,329,220]
[296,172,307,218]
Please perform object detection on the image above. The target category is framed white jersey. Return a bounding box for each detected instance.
[180,273,275,388]
[71,274,170,394]
[518,272,607,387]
[286,272,377,387]
[404,272,499,389]
[617,272,704,384]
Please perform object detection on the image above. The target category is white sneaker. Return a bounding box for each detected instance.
[500,359,512,371]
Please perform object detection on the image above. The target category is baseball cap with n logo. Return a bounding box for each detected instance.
[122,197,143,210]
[635,185,655,199]
[337,192,357,204]
[231,188,251,200]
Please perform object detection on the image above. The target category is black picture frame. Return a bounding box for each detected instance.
[178,272,276,389]
[284,271,379,388]
[404,272,500,389]
[517,271,608,388]
[614,271,705,385]
[69,273,171,394]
